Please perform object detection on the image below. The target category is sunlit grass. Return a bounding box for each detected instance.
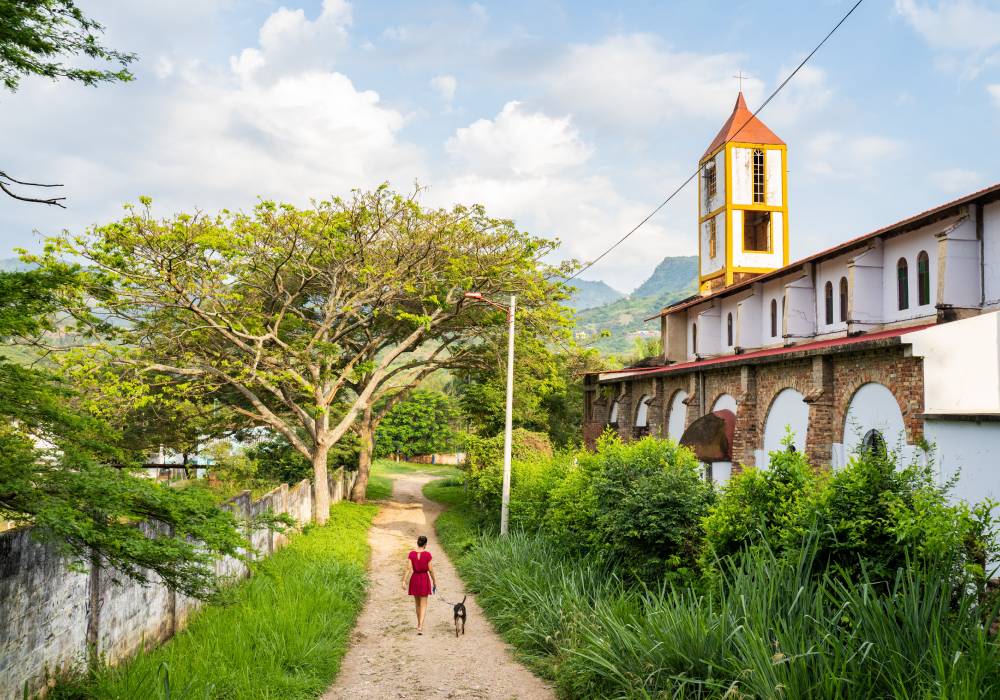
[372,458,461,478]
[58,502,377,699]
[365,473,392,500]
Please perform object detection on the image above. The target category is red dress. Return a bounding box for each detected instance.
[408,550,433,596]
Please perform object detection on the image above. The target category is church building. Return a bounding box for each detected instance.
[582,92,1000,505]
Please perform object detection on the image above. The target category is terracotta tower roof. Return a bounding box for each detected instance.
[701,92,784,160]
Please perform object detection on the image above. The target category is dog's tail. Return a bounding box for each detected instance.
[461,595,467,605]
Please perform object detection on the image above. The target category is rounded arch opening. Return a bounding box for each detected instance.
[667,390,688,441]
[762,388,808,463]
[711,393,737,415]
[635,394,652,428]
[843,382,905,454]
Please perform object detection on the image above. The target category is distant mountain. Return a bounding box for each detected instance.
[566,279,625,311]
[572,256,698,354]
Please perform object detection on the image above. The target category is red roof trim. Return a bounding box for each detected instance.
[648,182,1000,321]
[599,324,936,381]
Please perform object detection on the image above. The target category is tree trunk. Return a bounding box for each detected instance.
[312,443,331,525]
[350,409,374,503]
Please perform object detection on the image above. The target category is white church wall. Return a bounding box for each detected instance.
[927,420,1000,506]
[733,211,784,269]
[731,147,751,205]
[938,216,980,309]
[762,388,809,464]
[712,393,737,414]
[814,254,851,334]
[701,150,726,216]
[882,229,939,324]
[848,244,884,328]
[784,273,817,339]
[983,201,1000,306]
[695,305,722,356]
[667,390,688,441]
[761,278,786,346]
[840,382,907,463]
[737,287,762,349]
[909,310,1000,414]
[765,148,783,206]
[700,212,725,277]
[720,296,740,351]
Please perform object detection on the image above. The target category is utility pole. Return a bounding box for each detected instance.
[463,292,516,536]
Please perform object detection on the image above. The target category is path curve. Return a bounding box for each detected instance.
[323,472,554,700]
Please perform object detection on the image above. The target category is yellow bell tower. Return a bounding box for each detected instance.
[697,92,789,294]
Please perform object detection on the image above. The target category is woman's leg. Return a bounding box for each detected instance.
[416,596,428,630]
[413,596,420,628]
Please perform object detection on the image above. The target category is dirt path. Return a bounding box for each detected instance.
[322,473,554,700]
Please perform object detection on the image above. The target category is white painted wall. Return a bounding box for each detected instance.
[732,147,751,205]
[784,274,817,338]
[841,382,906,458]
[766,148,783,206]
[720,296,740,351]
[762,388,809,462]
[984,201,1000,305]
[635,395,651,427]
[909,310,1000,414]
[928,420,1000,505]
[710,461,732,484]
[760,278,787,346]
[712,393,737,414]
[667,390,688,440]
[882,228,938,323]
[693,305,721,357]
[700,212,725,277]
[700,151,725,216]
[733,211,784,268]
[737,288,762,349]
[938,216,980,309]
[814,254,850,333]
[848,244,883,328]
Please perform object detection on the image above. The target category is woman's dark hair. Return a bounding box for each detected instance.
[416,535,428,548]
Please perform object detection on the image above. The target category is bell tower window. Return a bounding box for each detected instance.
[752,148,765,204]
[743,211,770,252]
[704,161,717,208]
[708,218,717,258]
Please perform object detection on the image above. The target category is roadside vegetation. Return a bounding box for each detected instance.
[428,432,1000,699]
[54,502,376,699]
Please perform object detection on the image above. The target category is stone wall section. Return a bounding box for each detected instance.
[0,470,356,699]
[582,344,925,472]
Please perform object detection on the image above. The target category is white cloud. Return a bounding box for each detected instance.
[446,101,591,177]
[430,74,457,102]
[538,34,763,129]
[989,83,1000,106]
[895,0,1000,77]
[230,0,352,83]
[804,132,903,178]
[764,64,834,129]
[929,167,982,193]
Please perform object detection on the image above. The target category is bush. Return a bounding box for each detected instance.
[463,428,553,514]
[588,433,713,584]
[702,431,819,564]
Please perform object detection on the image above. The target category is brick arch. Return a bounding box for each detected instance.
[664,387,689,440]
[759,386,810,455]
[708,391,738,414]
[834,377,915,444]
[754,374,813,438]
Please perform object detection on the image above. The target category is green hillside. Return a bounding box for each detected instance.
[565,279,625,311]
[573,256,698,354]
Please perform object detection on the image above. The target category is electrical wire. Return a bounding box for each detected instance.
[563,0,867,284]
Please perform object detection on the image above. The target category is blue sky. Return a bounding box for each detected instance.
[1,0,999,291]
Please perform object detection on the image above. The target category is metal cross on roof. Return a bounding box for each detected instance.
[733,70,746,92]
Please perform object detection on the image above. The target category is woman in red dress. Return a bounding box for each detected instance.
[403,535,437,634]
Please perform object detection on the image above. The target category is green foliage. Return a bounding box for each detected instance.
[702,431,819,563]
[0,0,135,91]
[63,502,376,699]
[364,474,392,500]
[246,435,312,485]
[463,428,553,513]
[374,390,456,458]
[588,433,714,583]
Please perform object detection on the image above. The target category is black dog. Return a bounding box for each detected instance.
[453,595,467,637]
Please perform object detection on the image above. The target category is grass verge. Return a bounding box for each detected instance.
[365,473,392,500]
[56,502,377,699]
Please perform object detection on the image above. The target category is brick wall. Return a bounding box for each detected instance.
[0,470,355,699]
[582,344,925,471]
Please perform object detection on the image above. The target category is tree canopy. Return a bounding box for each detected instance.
[375,390,457,459]
[33,186,572,523]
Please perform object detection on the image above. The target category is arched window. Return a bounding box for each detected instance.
[708,218,717,258]
[608,399,619,427]
[692,323,698,355]
[752,148,765,204]
[635,395,651,428]
[770,298,777,337]
[839,277,848,323]
[917,251,930,306]
[862,429,886,456]
[897,258,909,311]
[704,161,717,205]
[824,281,834,325]
[726,312,734,347]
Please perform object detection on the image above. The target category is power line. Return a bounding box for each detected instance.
[564,0,867,284]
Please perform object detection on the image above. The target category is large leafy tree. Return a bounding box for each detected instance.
[33,186,570,524]
[0,0,135,205]
[374,390,457,459]
[0,268,248,598]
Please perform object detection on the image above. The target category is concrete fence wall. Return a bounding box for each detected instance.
[0,468,357,699]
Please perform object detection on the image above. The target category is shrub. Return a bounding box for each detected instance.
[463,428,553,514]
[702,431,819,564]
[588,433,713,583]
[544,458,600,552]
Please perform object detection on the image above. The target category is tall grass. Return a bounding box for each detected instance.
[55,502,376,699]
[426,479,1000,699]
